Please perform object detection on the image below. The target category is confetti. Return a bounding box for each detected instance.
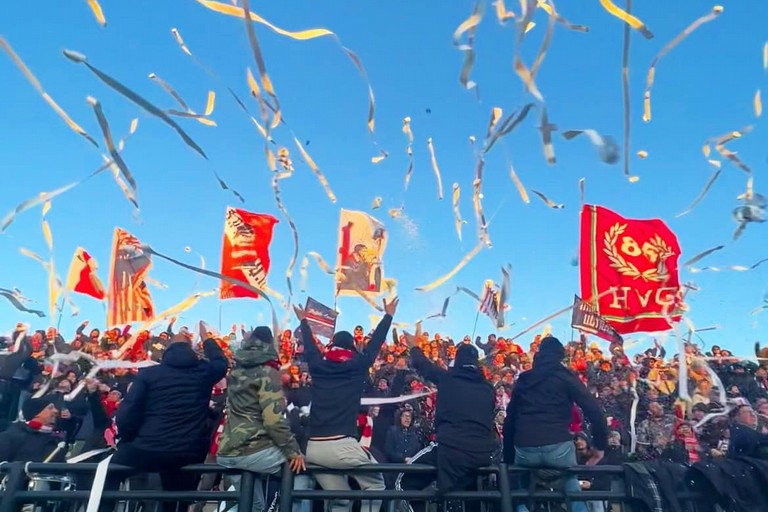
[469,135,476,144]
[371,197,383,210]
[213,171,245,203]
[171,28,193,56]
[271,175,300,298]
[426,138,444,200]
[371,150,388,164]
[621,0,632,176]
[538,106,557,164]
[492,0,516,24]
[643,6,723,123]
[562,129,620,164]
[755,89,762,118]
[509,164,530,204]
[536,0,589,32]
[683,245,724,267]
[676,163,721,218]
[144,245,282,338]
[472,157,492,247]
[416,242,485,292]
[197,0,377,136]
[388,207,402,219]
[452,2,483,93]
[87,97,137,194]
[64,49,208,159]
[484,103,535,154]
[452,183,466,241]
[531,189,564,209]
[293,136,336,203]
[1,37,97,147]
[598,0,653,39]
[0,288,45,317]
[1,182,78,232]
[86,0,107,26]
[636,150,648,159]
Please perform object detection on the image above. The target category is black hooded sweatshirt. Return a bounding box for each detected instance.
[503,337,607,462]
[301,315,392,439]
[116,339,227,454]
[410,345,497,453]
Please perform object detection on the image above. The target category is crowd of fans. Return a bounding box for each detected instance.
[1,308,767,510]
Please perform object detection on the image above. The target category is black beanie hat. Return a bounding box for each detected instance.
[22,396,56,421]
[330,331,356,351]
[539,336,566,360]
[248,326,274,346]
[454,343,480,368]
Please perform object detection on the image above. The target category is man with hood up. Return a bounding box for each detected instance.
[503,336,607,512]
[293,297,399,512]
[99,333,228,512]
[396,325,498,512]
[217,326,307,512]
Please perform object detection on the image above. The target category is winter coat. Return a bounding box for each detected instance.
[384,425,423,463]
[115,339,227,454]
[217,338,299,459]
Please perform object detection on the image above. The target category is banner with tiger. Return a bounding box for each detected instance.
[579,205,684,334]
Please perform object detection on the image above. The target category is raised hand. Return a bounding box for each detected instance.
[293,305,307,322]
[383,297,399,316]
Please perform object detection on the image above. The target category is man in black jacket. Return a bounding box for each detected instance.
[294,297,398,512]
[0,396,68,462]
[503,337,607,512]
[397,326,497,512]
[100,334,228,512]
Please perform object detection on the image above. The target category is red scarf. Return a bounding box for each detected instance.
[325,347,355,363]
[26,420,53,433]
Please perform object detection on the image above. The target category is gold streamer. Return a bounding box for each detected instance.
[64,49,208,159]
[452,183,466,241]
[472,157,492,247]
[643,6,723,123]
[484,104,535,154]
[621,0,632,176]
[196,0,377,136]
[509,164,530,203]
[755,89,762,118]
[453,2,483,93]
[371,150,388,164]
[86,0,107,26]
[271,175,300,298]
[293,136,336,203]
[676,163,720,217]
[88,96,137,193]
[41,201,53,252]
[2,182,78,232]
[493,0,516,24]
[1,37,97,147]
[403,117,415,191]
[149,73,190,111]
[683,245,724,267]
[426,138,444,200]
[529,0,557,80]
[531,189,564,209]
[637,150,648,159]
[764,42,768,70]
[598,0,653,39]
[416,242,484,292]
[536,0,589,32]
[538,107,557,164]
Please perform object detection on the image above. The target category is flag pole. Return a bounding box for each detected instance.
[471,309,481,340]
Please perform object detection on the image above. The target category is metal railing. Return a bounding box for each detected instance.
[0,461,707,512]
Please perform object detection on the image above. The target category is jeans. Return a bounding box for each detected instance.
[514,441,587,512]
[218,446,313,512]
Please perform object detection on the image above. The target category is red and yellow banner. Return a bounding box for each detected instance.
[336,209,388,296]
[579,205,683,334]
[66,247,106,300]
[219,207,278,300]
[107,228,154,327]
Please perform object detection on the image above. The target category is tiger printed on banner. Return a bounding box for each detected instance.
[220,207,279,300]
[579,205,683,334]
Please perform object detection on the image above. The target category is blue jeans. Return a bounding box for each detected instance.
[218,446,313,512]
[514,441,587,512]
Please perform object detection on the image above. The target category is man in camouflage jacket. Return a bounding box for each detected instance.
[217,326,306,512]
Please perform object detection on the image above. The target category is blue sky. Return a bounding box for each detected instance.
[1,0,766,356]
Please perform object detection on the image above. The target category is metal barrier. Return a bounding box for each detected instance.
[0,461,707,512]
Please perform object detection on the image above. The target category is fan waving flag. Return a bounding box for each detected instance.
[336,209,388,296]
[66,247,106,300]
[305,297,338,339]
[220,207,279,300]
[579,205,684,334]
[107,228,154,327]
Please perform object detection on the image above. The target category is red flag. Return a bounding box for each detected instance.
[579,205,683,334]
[220,207,279,300]
[66,247,106,300]
[107,228,154,327]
